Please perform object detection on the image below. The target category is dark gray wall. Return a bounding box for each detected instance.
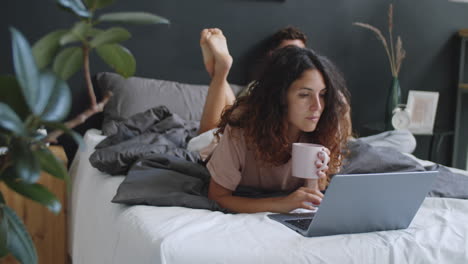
[2,0,468,165]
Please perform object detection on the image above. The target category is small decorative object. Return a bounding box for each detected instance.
[391,104,411,130]
[354,4,407,130]
[406,90,440,135]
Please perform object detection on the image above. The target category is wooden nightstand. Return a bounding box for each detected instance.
[0,145,68,264]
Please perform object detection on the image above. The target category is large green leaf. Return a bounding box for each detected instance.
[53,46,83,80]
[34,71,56,116]
[0,75,29,120]
[98,12,170,25]
[89,27,131,48]
[0,103,25,135]
[32,29,67,69]
[35,147,68,181]
[0,206,9,258]
[96,44,135,78]
[56,0,91,18]
[39,72,72,122]
[3,205,37,264]
[35,147,71,193]
[10,27,39,112]
[11,140,40,184]
[3,178,61,214]
[41,121,84,148]
[60,22,91,46]
[84,0,114,10]
[88,28,104,37]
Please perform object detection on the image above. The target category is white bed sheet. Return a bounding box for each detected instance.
[69,129,468,264]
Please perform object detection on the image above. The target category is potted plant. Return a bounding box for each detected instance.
[353,4,406,131]
[0,0,169,263]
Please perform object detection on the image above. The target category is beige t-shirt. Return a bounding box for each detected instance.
[206,125,304,192]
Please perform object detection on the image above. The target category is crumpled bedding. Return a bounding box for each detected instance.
[89,106,201,175]
[90,106,468,211]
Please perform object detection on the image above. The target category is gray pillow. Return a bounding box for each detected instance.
[95,72,245,135]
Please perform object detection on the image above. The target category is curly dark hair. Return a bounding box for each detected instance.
[265,26,308,52]
[217,46,351,175]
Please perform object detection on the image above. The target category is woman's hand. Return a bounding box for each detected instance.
[276,186,324,213]
[315,147,330,180]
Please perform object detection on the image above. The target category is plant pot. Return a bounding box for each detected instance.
[385,77,402,130]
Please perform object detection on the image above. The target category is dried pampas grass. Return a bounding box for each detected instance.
[353,4,406,77]
[395,36,406,74]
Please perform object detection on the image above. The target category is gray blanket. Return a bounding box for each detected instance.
[89,106,468,211]
[90,106,201,175]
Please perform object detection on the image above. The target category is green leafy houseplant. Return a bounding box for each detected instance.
[0,0,169,263]
[353,4,407,130]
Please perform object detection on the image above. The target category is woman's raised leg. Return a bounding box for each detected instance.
[199,28,236,134]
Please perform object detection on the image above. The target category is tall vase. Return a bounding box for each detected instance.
[385,77,402,130]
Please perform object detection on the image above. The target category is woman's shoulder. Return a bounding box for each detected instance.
[224,124,245,141]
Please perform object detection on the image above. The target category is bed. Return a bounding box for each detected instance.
[68,72,468,264]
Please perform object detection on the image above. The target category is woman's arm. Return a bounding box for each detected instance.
[208,179,323,213]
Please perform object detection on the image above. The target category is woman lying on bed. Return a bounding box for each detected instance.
[195,27,416,157]
[204,44,351,213]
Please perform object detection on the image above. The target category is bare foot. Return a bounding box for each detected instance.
[205,28,233,77]
[200,29,214,77]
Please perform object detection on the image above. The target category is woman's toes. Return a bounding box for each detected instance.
[212,28,222,34]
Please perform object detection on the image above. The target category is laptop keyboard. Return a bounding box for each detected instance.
[285,218,313,230]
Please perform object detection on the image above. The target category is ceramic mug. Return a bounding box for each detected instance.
[292,143,330,179]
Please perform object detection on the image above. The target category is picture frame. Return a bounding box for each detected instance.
[406,90,440,135]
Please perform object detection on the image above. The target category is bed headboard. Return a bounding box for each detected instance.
[2,0,467,164]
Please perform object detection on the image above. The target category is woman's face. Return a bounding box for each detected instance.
[286,69,327,141]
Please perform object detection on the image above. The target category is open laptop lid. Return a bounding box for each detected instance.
[305,171,438,237]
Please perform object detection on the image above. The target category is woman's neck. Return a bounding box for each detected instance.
[288,127,302,143]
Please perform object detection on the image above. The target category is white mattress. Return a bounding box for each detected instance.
[69,129,468,264]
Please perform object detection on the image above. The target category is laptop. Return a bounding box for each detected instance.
[268,171,438,237]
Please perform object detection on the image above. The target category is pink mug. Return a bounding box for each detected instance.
[292,143,330,179]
